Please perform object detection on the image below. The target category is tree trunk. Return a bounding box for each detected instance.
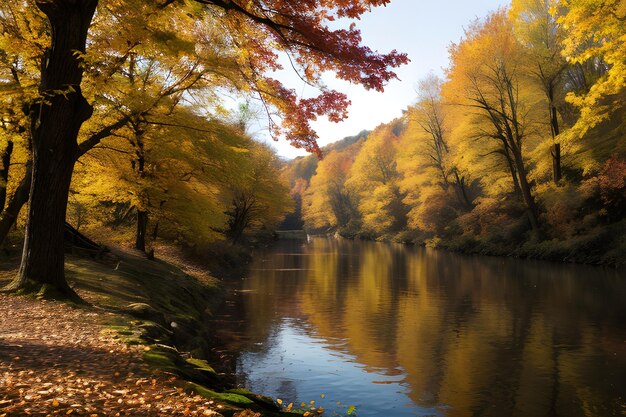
[0,114,130,247]
[504,147,522,200]
[229,206,248,245]
[551,143,561,183]
[0,167,31,246]
[512,148,541,235]
[135,209,148,252]
[0,140,14,211]
[548,88,562,183]
[132,137,148,252]
[4,0,98,298]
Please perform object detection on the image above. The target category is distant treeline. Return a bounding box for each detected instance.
[284,3,626,265]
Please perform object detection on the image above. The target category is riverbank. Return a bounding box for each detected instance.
[430,221,626,268]
[0,247,301,417]
[331,217,626,268]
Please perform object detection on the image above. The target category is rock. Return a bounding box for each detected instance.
[125,303,166,326]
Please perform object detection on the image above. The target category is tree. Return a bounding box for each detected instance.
[4,0,407,297]
[72,113,254,250]
[402,74,473,210]
[346,120,408,234]
[0,3,44,246]
[303,147,361,232]
[445,11,543,234]
[559,0,625,136]
[225,142,293,243]
[510,0,568,183]
[396,75,474,236]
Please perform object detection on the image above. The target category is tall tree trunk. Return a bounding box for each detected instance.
[512,148,540,235]
[4,0,98,298]
[135,209,148,252]
[551,143,561,183]
[0,140,14,211]
[548,87,562,183]
[504,147,523,200]
[133,137,148,252]
[0,115,130,247]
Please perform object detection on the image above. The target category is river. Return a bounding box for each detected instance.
[211,237,626,417]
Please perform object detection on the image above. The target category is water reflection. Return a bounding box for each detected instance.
[214,238,626,417]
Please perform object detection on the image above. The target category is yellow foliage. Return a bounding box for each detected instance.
[559,0,626,136]
[346,121,408,233]
[303,146,360,230]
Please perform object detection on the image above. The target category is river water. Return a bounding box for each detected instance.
[212,237,626,417]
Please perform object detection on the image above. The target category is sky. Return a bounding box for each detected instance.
[257,0,511,159]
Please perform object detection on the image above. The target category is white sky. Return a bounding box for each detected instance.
[257,0,511,159]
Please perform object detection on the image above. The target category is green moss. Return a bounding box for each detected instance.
[142,350,177,370]
[185,358,216,374]
[187,382,255,406]
[226,388,254,396]
[225,389,280,411]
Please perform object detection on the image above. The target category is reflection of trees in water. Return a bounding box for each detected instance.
[217,238,626,417]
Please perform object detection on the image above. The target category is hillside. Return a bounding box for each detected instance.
[0,249,301,417]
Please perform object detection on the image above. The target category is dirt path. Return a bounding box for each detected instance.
[0,294,229,416]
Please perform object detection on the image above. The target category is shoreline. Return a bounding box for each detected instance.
[309,218,626,269]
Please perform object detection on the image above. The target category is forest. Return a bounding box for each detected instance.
[0,1,408,415]
[0,0,407,299]
[288,1,626,266]
[0,0,625,416]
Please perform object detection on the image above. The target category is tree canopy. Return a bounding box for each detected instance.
[288,2,625,254]
[0,0,408,297]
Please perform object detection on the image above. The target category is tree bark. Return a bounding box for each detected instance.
[548,87,562,183]
[4,0,98,298]
[135,209,148,252]
[0,140,14,211]
[512,147,540,235]
[132,131,148,252]
[0,167,31,246]
[0,114,131,247]
[551,143,561,183]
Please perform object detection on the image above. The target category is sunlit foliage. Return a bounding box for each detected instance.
[224,142,293,243]
[559,0,626,136]
[303,144,361,233]
[346,120,408,235]
[292,2,625,255]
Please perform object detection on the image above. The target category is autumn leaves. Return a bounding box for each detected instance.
[296,0,626,253]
